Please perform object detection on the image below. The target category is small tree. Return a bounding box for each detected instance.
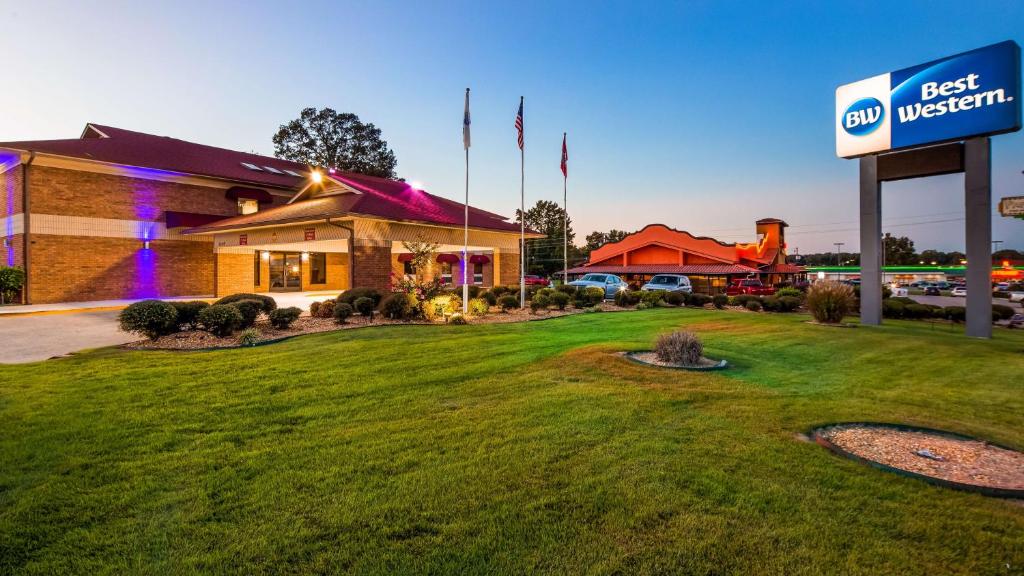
[0,266,25,304]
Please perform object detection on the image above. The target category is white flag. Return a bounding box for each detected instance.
[463,88,471,150]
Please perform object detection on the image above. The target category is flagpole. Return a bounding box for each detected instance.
[519,97,526,309]
[463,88,470,314]
[563,132,567,287]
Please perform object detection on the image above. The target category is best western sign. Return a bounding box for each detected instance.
[836,41,1021,158]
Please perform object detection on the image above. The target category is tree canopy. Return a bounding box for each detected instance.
[273,108,398,178]
[515,200,586,276]
[883,233,917,265]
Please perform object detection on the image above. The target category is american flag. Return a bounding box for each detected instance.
[515,97,524,150]
[560,133,568,177]
[463,88,471,150]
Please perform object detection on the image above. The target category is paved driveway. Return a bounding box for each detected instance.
[0,309,134,364]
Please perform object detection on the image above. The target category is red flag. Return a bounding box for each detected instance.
[560,133,567,178]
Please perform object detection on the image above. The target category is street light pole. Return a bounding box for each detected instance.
[833,242,845,279]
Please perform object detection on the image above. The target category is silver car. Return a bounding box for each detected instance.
[568,273,629,299]
[641,274,692,293]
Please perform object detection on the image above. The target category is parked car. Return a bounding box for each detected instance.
[726,278,775,296]
[1009,314,1024,329]
[568,273,628,299]
[994,282,1011,292]
[640,274,692,293]
[924,286,941,296]
[932,281,952,290]
[523,275,549,286]
[950,286,967,297]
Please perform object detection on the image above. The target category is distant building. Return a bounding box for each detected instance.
[806,262,1024,285]
[568,219,804,293]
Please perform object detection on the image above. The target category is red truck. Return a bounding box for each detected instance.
[726,278,775,296]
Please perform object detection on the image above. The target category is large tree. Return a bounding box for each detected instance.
[883,233,917,265]
[273,108,398,178]
[584,229,629,252]
[515,200,584,276]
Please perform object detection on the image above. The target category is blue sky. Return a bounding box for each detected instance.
[1,0,1022,252]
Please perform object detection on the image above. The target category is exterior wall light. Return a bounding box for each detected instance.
[143,240,151,250]
[301,252,309,262]
[310,170,323,184]
[261,251,270,261]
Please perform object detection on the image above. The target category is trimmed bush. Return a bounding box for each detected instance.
[380,293,414,320]
[535,287,555,300]
[333,302,354,323]
[550,291,570,310]
[354,296,375,321]
[214,293,276,314]
[665,292,686,306]
[269,307,301,328]
[309,301,321,317]
[903,303,933,320]
[640,290,666,306]
[480,291,497,306]
[338,287,382,307]
[615,290,641,307]
[777,296,801,312]
[466,285,483,299]
[688,293,713,307]
[530,293,551,313]
[882,299,905,319]
[775,287,803,299]
[424,294,462,321]
[636,301,654,310]
[730,294,760,307]
[654,330,703,366]
[490,285,510,297]
[498,295,518,312]
[198,304,243,336]
[805,281,854,324]
[944,306,966,323]
[993,304,1015,321]
[556,284,577,296]
[744,299,762,312]
[468,297,490,315]
[0,265,25,304]
[118,299,178,340]
[230,299,263,328]
[313,299,335,318]
[575,287,605,308]
[169,300,209,330]
[712,294,728,309]
[761,296,781,312]
[448,313,468,325]
[238,328,260,347]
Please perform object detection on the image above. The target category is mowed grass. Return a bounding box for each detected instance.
[1,308,1023,575]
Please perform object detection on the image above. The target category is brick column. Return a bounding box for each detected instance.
[499,252,520,289]
[352,239,392,291]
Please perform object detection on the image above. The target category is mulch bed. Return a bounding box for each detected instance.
[125,303,630,351]
[815,423,1024,496]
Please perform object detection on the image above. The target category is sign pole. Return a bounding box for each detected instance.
[964,137,992,338]
[859,155,882,326]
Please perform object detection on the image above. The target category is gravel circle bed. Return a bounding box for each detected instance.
[623,351,728,371]
[814,423,1024,497]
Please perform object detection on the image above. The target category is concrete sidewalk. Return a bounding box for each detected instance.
[0,291,344,316]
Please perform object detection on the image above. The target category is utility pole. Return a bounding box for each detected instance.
[833,242,845,267]
[992,240,1003,255]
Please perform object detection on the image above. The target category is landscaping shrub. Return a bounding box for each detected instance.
[354,296,375,321]
[640,290,666,306]
[775,287,803,300]
[777,296,801,312]
[665,291,686,306]
[313,299,335,318]
[214,293,276,314]
[614,290,641,307]
[230,299,263,328]
[654,330,703,366]
[744,299,762,312]
[333,302,354,323]
[480,290,497,306]
[466,285,482,299]
[269,307,301,328]
[490,285,510,297]
[424,294,462,321]
[535,287,555,300]
[380,293,414,320]
[575,287,605,308]
[338,287,382,307]
[0,265,26,304]
[530,293,551,313]
[761,296,781,312]
[310,301,321,317]
[903,303,933,320]
[556,284,577,296]
[730,294,759,308]
[550,291,570,310]
[805,281,854,324]
[118,299,179,340]
[688,293,712,307]
[498,295,518,312]
[712,294,728,309]
[198,304,243,337]
[169,300,209,330]
[583,306,602,313]
[469,297,490,315]
[944,306,966,323]
[882,299,905,319]
[889,296,915,306]
[636,301,654,310]
[993,304,1015,321]
[448,313,468,325]
[238,328,260,347]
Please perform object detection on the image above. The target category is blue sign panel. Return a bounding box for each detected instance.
[836,41,1021,158]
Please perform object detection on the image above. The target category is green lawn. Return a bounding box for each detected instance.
[1,309,1023,575]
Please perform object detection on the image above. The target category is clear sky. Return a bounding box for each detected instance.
[1,0,1022,253]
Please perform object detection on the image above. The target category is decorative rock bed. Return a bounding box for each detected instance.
[813,423,1024,498]
[623,351,728,371]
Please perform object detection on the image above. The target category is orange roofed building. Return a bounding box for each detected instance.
[568,218,805,293]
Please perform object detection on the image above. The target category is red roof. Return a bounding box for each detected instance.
[0,124,306,189]
[567,264,759,275]
[759,263,805,274]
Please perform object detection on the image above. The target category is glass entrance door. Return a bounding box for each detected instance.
[269,252,302,291]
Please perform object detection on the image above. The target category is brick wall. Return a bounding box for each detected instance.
[2,165,24,217]
[302,252,349,291]
[499,253,520,288]
[353,240,392,291]
[29,235,214,303]
[215,252,253,297]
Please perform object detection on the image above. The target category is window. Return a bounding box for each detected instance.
[254,252,261,286]
[262,166,283,174]
[310,252,326,284]
[238,198,259,215]
[440,261,453,284]
[473,262,483,284]
[240,162,262,171]
[404,260,416,276]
